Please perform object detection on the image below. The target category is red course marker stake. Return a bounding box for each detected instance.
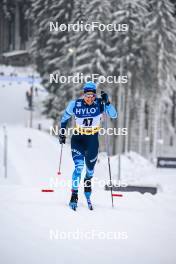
[41,189,54,192]
[112,194,123,197]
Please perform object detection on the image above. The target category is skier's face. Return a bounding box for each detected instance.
[84,92,96,105]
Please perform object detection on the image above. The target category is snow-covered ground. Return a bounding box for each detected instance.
[0,126,176,264]
[0,65,176,264]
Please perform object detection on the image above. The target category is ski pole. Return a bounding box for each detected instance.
[107,152,114,208]
[57,143,63,175]
[101,92,114,208]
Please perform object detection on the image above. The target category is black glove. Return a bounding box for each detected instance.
[59,134,66,144]
[101,91,110,105]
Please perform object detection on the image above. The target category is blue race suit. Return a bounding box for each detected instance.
[60,97,117,191]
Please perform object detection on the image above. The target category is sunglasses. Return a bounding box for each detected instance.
[84,93,96,98]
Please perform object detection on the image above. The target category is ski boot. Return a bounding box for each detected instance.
[69,190,78,211]
[84,178,93,210]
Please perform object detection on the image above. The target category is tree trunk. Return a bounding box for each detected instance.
[124,83,131,153]
[138,97,145,155]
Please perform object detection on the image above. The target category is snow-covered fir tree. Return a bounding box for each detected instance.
[145,0,176,159]
[53,0,88,107]
[30,0,74,120]
[108,0,149,153]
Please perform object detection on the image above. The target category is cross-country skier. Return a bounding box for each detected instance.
[59,81,117,210]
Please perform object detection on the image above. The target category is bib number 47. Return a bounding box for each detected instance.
[83,118,93,126]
